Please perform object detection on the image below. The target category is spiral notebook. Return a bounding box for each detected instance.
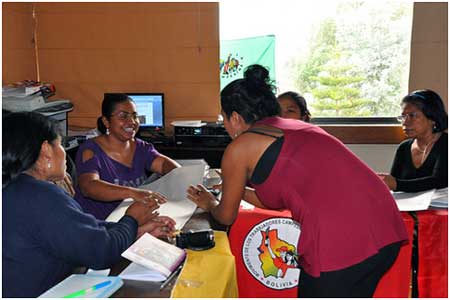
[38,274,123,298]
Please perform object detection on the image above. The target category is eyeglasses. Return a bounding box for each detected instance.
[397,112,419,122]
[111,111,140,122]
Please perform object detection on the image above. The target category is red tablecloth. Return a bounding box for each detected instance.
[416,209,448,298]
[373,212,414,298]
[229,206,415,298]
[229,206,298,298]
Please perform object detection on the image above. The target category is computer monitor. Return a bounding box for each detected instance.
[126,93,165,129]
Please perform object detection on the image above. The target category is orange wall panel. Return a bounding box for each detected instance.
[3,50,37,84]
[32,2,220,128]
[2,2,36,84]
[152,47,218,83]
[161,82,220,118]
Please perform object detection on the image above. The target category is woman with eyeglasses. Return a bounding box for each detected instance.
[74,93,181,224]
[378,89,448,192]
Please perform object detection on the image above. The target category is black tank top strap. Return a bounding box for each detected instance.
[250,136,284,184]
[244,128,283,139]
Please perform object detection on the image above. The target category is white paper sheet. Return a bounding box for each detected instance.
[430,188,448,208]
[106,164,206,230]
[86,268,111,276]
[392,189,436,211]
[170,120,206,127]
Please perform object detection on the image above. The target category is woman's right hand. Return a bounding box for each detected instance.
[377,173,397,190]
[125,201,160,226]
[137,216,177,239]
[186,184,218,211]
[129,188,168,205]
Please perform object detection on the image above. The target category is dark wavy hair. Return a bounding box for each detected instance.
[401,89,448,132]
[220,64,280,124]
[3,112,58,186]
[277,91,311,122]
[97,93,133,134]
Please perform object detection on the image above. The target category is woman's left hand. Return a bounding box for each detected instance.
[377,173,397,190]
[187,184,219,211]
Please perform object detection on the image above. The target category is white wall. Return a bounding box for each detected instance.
[346,144,398,173]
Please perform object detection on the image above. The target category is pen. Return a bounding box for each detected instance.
[160,263,184,290]
[63,280,111,298]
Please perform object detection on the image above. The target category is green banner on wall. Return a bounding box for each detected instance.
[220,35,276,91]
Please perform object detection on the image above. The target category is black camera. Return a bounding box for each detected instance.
[175,229,215,251]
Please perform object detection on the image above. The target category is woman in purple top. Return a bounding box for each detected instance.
[186,65,408,297]
[74,93,181,222]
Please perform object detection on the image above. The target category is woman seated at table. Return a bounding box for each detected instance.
[3,112,175,298]
[186,64,408,298]
[277,91,311,122]
[378,89,448,192]
[74,93,181,220]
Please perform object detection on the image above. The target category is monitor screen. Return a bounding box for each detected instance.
[126,93,164,129]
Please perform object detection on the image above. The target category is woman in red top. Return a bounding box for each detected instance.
[187,64,408,297]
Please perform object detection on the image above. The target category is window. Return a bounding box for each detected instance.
[219,0,413,120]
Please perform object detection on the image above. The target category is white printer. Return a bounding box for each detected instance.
[2,94,72,112]
[3,91,74,136]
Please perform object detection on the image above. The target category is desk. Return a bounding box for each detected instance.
[110,209,229,298]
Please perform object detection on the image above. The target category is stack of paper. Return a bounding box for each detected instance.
[392,189,435,211]
[430,188,448,208]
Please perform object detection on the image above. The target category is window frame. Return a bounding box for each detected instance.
[311,117,400,125]
[316,123,405,144]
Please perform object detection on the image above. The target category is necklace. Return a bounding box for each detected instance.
[415,147,425,154]
[415,133,441,164]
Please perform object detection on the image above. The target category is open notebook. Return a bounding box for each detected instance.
[120,233,186,282]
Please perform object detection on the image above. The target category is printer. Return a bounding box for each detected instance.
[2,94,72,112]
[2,93,74,137]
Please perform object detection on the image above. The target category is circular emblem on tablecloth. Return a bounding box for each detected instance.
[242,217,301,290]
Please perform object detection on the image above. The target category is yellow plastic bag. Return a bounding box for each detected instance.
[171,231,239,298]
